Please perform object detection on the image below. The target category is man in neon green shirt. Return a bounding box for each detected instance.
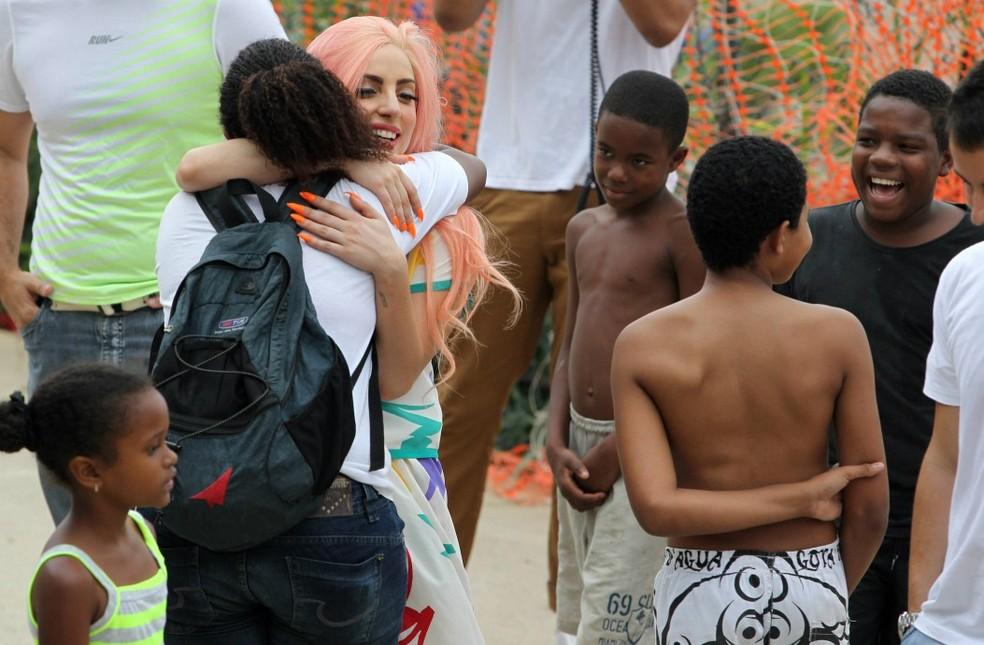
[0,0,286,523]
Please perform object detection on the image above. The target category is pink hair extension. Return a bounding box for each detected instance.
[418,211,520,383]
[309,17,521,382]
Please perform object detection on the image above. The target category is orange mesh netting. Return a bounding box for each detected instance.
[677,0,982,204]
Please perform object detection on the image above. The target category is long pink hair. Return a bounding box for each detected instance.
[308,17,520,382]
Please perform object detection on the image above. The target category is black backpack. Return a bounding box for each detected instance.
[150,175,383,551]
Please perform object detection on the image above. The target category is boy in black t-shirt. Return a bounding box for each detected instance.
[779,69,984,644]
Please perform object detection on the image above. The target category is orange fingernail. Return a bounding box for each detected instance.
[299,191,317,202]
[289,213,305,224]
[298,232,313,243]
[399,221,408,232]
[416,207,424,221]
[391,216,401,228]
[408,221,417,236]
[287,202,306,215]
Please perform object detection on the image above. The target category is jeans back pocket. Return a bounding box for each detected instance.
[287,554,383,643]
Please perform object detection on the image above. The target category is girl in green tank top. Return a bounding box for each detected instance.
[0,364,178,644]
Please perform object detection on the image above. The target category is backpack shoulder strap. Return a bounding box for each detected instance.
[195,183,255,232]
[195,179,286,232]
[278,171,344,210]
[351,339,384,472]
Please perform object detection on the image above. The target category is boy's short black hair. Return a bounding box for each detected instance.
[598,70,689,150]
[687,136,806,273]
[950,59,984,151]
[859,69,952,151]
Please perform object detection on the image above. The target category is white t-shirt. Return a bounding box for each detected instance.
[919,240,984,643]
[0,0,286,304]
[156,152,468,492]
[477,0,686,192]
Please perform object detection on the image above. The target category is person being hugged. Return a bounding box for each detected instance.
[0,364,177,644]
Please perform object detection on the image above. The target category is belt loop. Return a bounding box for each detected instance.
[359,482,380,524]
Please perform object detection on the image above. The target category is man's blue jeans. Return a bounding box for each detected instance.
[148,480,408,644]
[21,299,163,523]
[902,627,944,644]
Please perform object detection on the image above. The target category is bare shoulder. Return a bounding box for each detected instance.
[656,191,687,220]
[32,554,104,641]
[615,301,690,361]
[658,195,696,241]
[34,555,100,600]
[566,205,612,251]
[794,300,869,354]
[568,205,605,235]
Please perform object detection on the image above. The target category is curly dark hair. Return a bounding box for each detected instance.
[687,136,807,273]
[0,364,153,483]
[950,59,984,151]
[220,38,384,177]
[859,69,952,151]
[599,70,690,150]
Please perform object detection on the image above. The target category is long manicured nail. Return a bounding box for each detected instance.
[407,221,417,236]
[299,191,317,203]
[391,216,401,228]
[298,232,314,243]
[416,207,424,221]
[287,202,306,215]
[399,221,408,232]
[289,213,305,224]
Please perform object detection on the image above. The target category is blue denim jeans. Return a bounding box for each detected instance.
[901,627,943,644]
[21,298,163,523]
[147,480,407,644]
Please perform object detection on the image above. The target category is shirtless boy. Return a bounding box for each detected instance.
[545,71,705,645]
[613,136,889,644]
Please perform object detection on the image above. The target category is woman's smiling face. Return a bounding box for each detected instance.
[356,44,418,156]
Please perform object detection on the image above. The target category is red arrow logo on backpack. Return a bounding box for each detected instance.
[190,467,233,508]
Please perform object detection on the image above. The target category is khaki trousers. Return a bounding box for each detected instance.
[439,186,591,601]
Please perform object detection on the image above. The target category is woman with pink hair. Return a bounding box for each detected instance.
[177,18,519,644]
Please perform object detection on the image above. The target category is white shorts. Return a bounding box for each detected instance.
[654,540,849,644]
[557,406,666,645]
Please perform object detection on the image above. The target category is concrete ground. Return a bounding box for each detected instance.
[0,330,556,644]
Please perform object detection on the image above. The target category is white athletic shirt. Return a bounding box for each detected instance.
[0,0,285,304]
[156,152,468,492]
[477,0,686,192]
[919,240,984,644]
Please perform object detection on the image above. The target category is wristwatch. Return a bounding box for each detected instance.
[898,611,919,640]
